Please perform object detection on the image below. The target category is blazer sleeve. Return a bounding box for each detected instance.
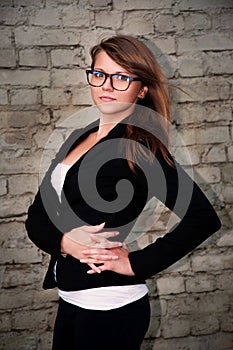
[25,127,89,256]
[128,151,221,280]
[25,188,63,256]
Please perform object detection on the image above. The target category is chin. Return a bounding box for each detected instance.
[96,101,134,118]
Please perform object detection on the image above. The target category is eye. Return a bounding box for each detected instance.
[114,74,131,82]
[93,71,105,78]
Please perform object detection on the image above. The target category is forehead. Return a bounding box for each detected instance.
[93,51,128,73]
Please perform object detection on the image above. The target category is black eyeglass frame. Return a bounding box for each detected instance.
[86,70,141,91]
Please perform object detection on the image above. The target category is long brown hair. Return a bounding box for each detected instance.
[90,35,173,170]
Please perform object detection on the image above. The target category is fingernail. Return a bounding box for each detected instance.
[112,256,118,260]
[96,222,105,227]
[80,259,87,263]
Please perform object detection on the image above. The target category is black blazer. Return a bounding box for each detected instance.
[25,118,221,291]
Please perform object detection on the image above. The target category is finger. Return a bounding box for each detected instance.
[82,248,115,255]
[87,263,101,274]
[90,232,119,242]
[81,254,118,263]
[90,234,122,248]
[87,264,106,274]
[82,222,105,233]
[99,241,123,249]
[96,231,120,239]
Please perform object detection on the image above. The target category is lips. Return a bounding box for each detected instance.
[99,96,116,102]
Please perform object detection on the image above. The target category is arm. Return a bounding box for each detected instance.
[128,152,221,280]
[81,151,221,277]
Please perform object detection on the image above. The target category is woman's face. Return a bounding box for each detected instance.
[89,50,147,120]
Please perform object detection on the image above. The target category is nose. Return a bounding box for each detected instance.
[102,76,114,91]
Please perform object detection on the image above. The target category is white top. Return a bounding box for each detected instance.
[51,163,148,310]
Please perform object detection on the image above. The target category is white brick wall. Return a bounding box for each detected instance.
[0,0,232,349]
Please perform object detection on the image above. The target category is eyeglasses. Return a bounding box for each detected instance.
[86,70,141,91]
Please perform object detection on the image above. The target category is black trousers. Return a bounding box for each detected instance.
[52,294,150,350]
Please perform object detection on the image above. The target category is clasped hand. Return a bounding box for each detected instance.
[61,223,134,276]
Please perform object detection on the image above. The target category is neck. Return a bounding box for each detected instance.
[96,104,135,139]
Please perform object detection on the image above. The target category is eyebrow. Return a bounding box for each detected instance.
[93,68,130,75]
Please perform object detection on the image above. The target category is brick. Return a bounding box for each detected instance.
[178,52,205,77]
[0,288,35,309]
[0,0,13,5]
[173,103,204,124]
[51,68,84,87]
[157,54,177,78]
[13,309,48,330]
[0,247,42,264]
[8,174,38,195]
[0,89,8,105]
[0,154,41,175]
[0,177,7,196]
[177,32,233,54]
[195,126,229,145]
[157,276,185,295]
[213,12,233,30]
[217,231,233,247]
[155,14,184,33]
[221,164,233,184]
[161,315,190,338]
[221,312,233,332]
[122,11,154,35]
[2,130,32,148]
[0,195,32,218]
[222,185,233,204]
[0,69,50,87]
[152,36,176,55]
[195,166,221,183]
[190,314,219,335]
[113,0,172,10]
[201,145,227,163]
[204,102,232,123]
[51,48,84,67]
[0,111,50,128]
[14,0,44,7]
[10,89,38,105]
[0,28,12,48]
[228,145,233,161]
[0,221,28,248]
[173,127,196,146]
[205,51,233,75]
[42,88,71,105]
[216,271,233,291]
[89,0,109,6]
[30,8,60,26]
[192,252,233,272]
[178,0,233,10]
[95,10,123,29]
[0,312,11,332]
[0,7,27,25]
[2,265,45,288]
[80,29,116,66]
[62,7,91,28]
[19,48,47,67]
[152,333,233,350]
[186,274,216,293]
[171,77,231,103]
[184,13,211,31]
[0,48,16,67]
[15,27,80,46]
[37,331,53,350]
[0,333,37,350]
[72,86,92,105]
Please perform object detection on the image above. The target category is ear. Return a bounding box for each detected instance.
[138,85,148,99]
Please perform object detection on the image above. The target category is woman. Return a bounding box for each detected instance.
[25,35,221,350]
